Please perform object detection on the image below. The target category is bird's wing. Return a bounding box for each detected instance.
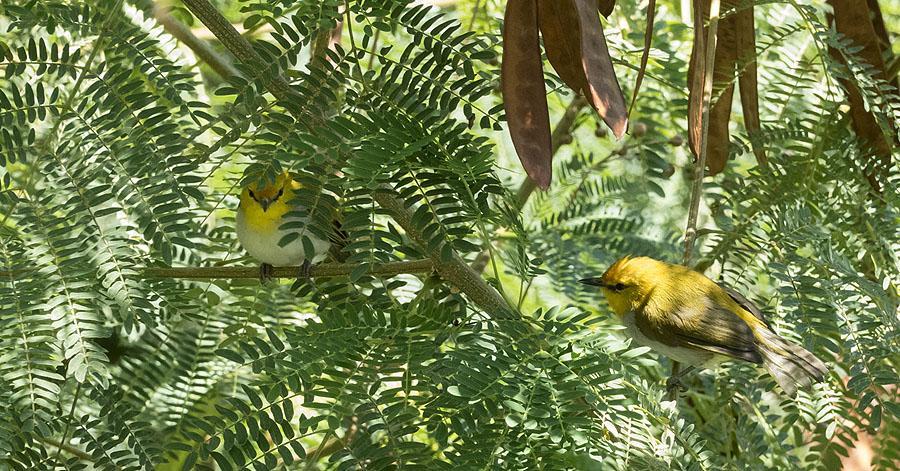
[719,284,771,328]
[328,218,349,262]
[635,299,763,364]
[285,172,346,254]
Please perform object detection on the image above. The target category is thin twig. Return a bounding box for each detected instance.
[37,436,93,462]
[142,260,433,279]
[467,0,483,30]
[366,29,380,69]
[671,0,721,402]
[54,382,83,467]
[683,0,720,265]
[628,0,657,117]
[306,417,358,466]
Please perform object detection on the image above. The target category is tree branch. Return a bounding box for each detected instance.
[306,416,358,467]
[153,2,240,79]
[180,0,298,104]
[142,260,433,279]
[373,191,514,317]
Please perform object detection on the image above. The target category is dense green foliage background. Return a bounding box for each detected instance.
[0,0,897,469]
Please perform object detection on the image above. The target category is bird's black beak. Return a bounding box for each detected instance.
[578,277,605,287]
[260,199,270,211]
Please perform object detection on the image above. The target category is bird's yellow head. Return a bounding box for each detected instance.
[579,256,669,316]
[239,172,298,229]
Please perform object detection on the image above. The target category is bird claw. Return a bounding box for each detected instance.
[665,375,687,394]
[258,261,313,285]
[290,260,315,293]
[297,259,312,279]
[259,263,274,283]
[665,365,695,395]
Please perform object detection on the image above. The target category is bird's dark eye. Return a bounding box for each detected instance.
[275,188,284,199]
[248,189,256,200]
[613,283,626,292]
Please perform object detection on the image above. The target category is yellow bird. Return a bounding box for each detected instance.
[236,172,331,280]
[580,256,827,396]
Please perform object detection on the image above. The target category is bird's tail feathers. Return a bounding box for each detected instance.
[754,328,827,396]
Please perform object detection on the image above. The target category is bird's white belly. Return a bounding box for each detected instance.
[620,311,723,369]
[236,212,330,266]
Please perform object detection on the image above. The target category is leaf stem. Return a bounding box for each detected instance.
[37,436,93,462]
[53,382,83,467]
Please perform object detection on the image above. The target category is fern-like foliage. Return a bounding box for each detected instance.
[0,0,897,470]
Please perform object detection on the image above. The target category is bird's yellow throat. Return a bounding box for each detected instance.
[239,172,299,232]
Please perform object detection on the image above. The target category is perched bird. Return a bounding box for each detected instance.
[236,171,332,280]
[580,256,827,396]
